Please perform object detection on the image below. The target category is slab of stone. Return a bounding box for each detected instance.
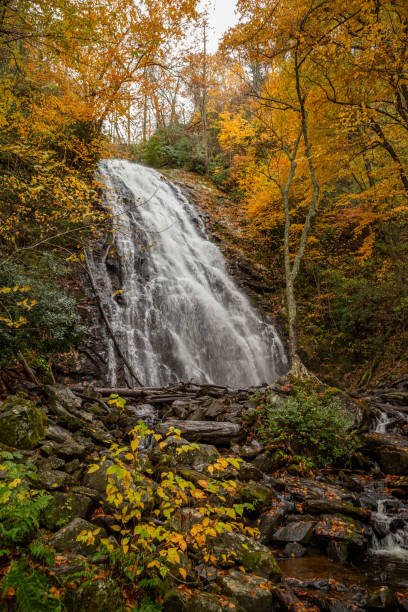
[272,521,314,544]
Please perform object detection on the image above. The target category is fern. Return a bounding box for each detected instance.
[0,460,51,545]
[29,540,55,567]
[136,596,162,612]
[1,559,62,611]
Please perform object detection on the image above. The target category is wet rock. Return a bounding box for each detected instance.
[260,501,294,544]
[273,587,305,610]
[150,436,220,470]
[314,514,367,549]
[218,569,273,611]
[302,499,370,522]
[327,541,349,563]
[56,440,87,459]
[238,481,274,515]
[35,468,68,490]
[252,451,277,474]
[36,456,65,471]
[65,459,81,474]
[214,532,281,579]
[364,433,408,475]
[367,586,396,609]
[0,394,46,449]
[126,403,157,420]
[64,577,122,611]
[231,439,263,460]
[51,517,106,555]
[164,590,231,611]
[45,385,82,412]
[273,521,314,544]
[188,398,228,421]
[83,460,114,494]
[46,424,73,444]
[283,542,306,558]
[237,461,263,482]
[41,492,92,531]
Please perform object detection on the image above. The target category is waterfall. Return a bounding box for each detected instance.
[90,159,288,388]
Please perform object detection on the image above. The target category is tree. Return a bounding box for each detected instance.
[219,0,408,377]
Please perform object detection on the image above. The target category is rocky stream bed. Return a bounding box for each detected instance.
[2,378,408,610]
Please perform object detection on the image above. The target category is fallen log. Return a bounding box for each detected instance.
[145,394,196,404]
[156,419,243,446]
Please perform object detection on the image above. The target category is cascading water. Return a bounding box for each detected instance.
[90,159,288,388]
[368,408,408,558]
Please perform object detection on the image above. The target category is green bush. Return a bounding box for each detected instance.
[259,389,360,467]
[0,254,84,363]
[133,125,207,173]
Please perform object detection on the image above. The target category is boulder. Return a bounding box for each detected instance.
[367,586,396,609]
[363,433,408,475]
[35,468,67,491]
[51,517,106,555]
[283,543,306,558]
[41,492,92,531]
[302,499,370,522]
[45,385,82,412]
[164,590,233,612]
[218,569,274,611]
[64,577,122,611]
[272,521,314,544]
[83,460,114,494]
[56,440,87,459]
[0,394,46,449]
[150,436,220,470]
[45,424,73,444]
[237,461,263,482]
[327,541,349,564]
[36,456,65,471]
[260,501,294,544]
[314,514,368,549]
[238,481,274,515]
[214,532,281,579]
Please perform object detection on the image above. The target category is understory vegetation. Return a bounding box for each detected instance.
[0,424,262,610]
[254,387,361,469]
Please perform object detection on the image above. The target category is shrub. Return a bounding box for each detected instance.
[259,389,360,467]
[133,125,207,173]
[0,254,84,363]
[84,423,256,590]
[0,453,59,611]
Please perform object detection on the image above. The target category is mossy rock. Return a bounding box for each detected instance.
[238,481,274,515]
[213,532,281,579]
[41,492,93,531]
[51,517,107,555]
[64,577,124,611]
[0,394,46,449]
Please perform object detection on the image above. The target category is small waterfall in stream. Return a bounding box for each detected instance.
[90,159,288,388]
[368,407,408,558]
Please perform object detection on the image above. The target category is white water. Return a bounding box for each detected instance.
[371,500,408,558]
[90,159,288,387]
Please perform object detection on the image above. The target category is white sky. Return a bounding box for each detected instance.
[204,0,238,53]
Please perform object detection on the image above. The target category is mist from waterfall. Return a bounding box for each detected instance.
[90,159,288,388]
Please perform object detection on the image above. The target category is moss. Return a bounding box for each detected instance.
[0,394,46,449]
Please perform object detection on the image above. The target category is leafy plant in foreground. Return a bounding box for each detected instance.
[83,423,257,593]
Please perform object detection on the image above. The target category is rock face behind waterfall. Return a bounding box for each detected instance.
[88,159,287,388]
